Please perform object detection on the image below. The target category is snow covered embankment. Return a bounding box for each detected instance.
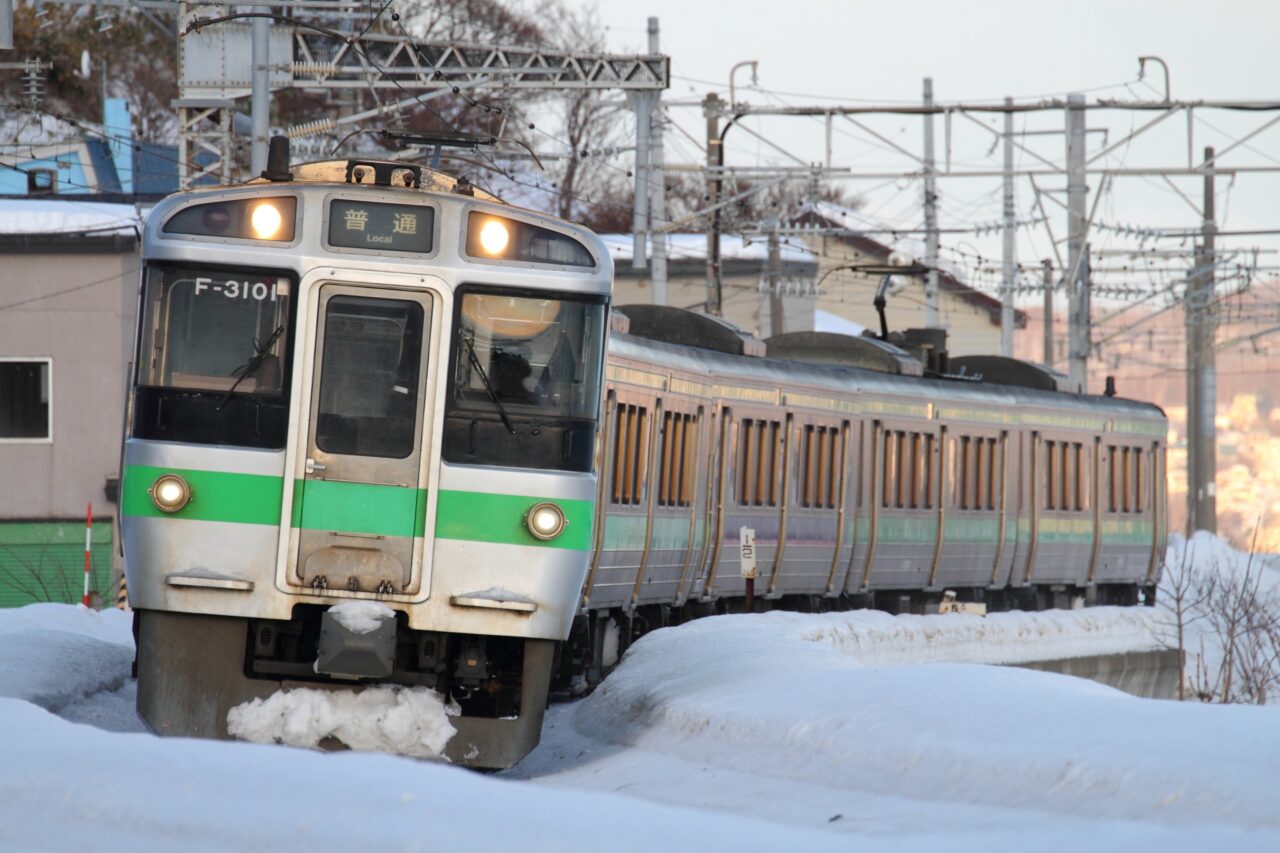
[575,606,1280,831]
[0,604,133,713]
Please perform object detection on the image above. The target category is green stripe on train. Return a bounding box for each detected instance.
[123,465,592,549]
[433,490,593,550]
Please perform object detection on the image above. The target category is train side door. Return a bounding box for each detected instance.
[291,284,435,595]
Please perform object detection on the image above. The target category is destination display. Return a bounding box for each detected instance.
[327,200,435,253]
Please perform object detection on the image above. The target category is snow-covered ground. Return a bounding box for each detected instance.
[2,540,1278,850]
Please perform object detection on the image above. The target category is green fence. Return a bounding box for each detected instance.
[0,521,115,608]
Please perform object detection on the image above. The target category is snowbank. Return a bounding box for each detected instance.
[228,685,456,759]
[574,610,1280,832]
[802,606,1161,665]
[0,605,134,712]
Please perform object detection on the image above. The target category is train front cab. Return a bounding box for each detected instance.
[123,182,612,768]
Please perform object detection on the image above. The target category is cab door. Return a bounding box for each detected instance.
[291,284,434,595]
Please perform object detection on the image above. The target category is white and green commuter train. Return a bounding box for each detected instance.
[122,150,1167,770]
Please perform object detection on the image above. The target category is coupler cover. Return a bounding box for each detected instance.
[316,608,397,679]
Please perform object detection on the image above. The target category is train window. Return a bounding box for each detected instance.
[612,403,648,506]
[908,433,921,509]
[1072,442,1084,511]
[973,437,985,512]
[986,437,998,511]
[957,436,970,510]
[1134,448,1144,513]
[1045,441,1056,510]
[443,286,607,473]
[922,434,934,510]
[1060,440,1071,513]
[658,411,697,508]
[1122,447,1132,513]
[132,264,295,449]
[882,429,895,510]
[1107,445,1117,513]
[895,431,908,509]
[800,424,841,510]
[738,418,781,507]
[315,296,424,459]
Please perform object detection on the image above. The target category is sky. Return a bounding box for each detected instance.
[584,0,1280,305]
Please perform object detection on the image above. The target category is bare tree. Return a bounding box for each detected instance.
[1154,541,1211,700]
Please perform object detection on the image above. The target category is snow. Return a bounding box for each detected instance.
[327,600,396,634]
[801,605,1161,666]
[0,199,144,236]
[600,232,813,263]
[227,685,456,760]
[814,307,867,335]
[2,543,1279,851]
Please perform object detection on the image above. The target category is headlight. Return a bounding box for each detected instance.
[250,202,284,240]
[149,474,192,513]
[478,218,510,255]
[524,502,566,541]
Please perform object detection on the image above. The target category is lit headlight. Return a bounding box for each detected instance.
[524,502,566,541]
[250,202,284,240]
[149,474,192,513]
[478,218,510,255]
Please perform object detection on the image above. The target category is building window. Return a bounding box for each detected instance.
[0,359,52,441]
[27,168,57,195]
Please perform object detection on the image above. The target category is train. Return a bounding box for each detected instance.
[121,145,1167,770]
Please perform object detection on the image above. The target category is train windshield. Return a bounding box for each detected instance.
[444,287,607,471]
[131,264,295,448]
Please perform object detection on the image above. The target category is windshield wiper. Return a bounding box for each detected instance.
[463,335,516,435]
[217,324,285,411]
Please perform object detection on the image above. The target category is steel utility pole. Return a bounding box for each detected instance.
[1001,96,1016,356]
[647,16,667,304]
[704,92,724,316]
[1042,258,1054,366]
[922,77,940,327]
[1186,145,1217,534]
[1065,92,1089,392]
[767,222,784,336]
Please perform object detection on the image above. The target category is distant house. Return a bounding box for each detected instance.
[795,202,1025,356]
[605,233,818,338]
[0,99,178,199]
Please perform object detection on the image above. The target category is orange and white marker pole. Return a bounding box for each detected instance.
[82,502,93,607]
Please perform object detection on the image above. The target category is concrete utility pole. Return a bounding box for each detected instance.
[249,16,270,176]
[998,96,1018,356]
[1186,145,1218,534]
[1042,258,1054,366]
[647,17,667,304]
[628,88,656,269]
[767,222,784,336]
[704,92,724,316]
[1065,92,1089,392]
[1,0,13,51]
[922,77,940,327]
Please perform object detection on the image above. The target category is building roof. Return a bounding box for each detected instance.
[794,202,1026,329]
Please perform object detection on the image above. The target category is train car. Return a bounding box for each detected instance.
[568,310,1167,680]
[122,153,611,769]
[121,150,1167,769]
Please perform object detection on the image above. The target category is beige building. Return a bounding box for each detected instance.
[604,234,819,339]
[603,217,1020,356]
[0,201,140,606]
[796,206,1024,356]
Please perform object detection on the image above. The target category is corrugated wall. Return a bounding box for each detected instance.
[0,521,114,608]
